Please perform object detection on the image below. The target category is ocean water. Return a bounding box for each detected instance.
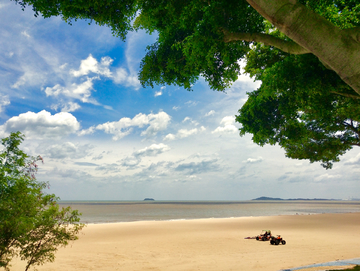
[58,200,360,224]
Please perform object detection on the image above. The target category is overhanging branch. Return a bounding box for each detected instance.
[222,29,310,54]
[329,91,360,100]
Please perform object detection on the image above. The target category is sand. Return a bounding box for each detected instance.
[10,213,360,271]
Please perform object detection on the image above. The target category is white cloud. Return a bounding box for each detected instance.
[121,156,141,168]
[44,77,99,104]
[185,100,198,107]
[172,106,180,111]
[0,95,10,113]
[344,153,360,165]
[245,157,263,164]
[134,143,170,158]
[113,67,141,90]
[174,158,220,175]
[70,54,113,77]
[178,128,199,138]
[212,116,238,134]
[21,31,30,38]
[164,126,206,141]
[182,117,199,126]
[46,142,93,159]
[121,143,171,168]
[12,68,47,89]
[163,133,176,141]
[61,102,81,112]
[155,86,165,97]
[78,126,96,136]
[0,110,80,139]
[220,116,235,126]
[205,110,215,117]
[96,111,171,140]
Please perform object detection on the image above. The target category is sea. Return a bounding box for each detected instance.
[58,200,360,224]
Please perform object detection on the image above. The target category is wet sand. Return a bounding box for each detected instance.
[11,213,360,271]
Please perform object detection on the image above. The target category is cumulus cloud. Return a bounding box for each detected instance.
[95,163,121,173]
[175,159,220,175]
[44,77,99,104]
[45,142,94,159]
[60,102,81,112]
[96,111,171,140]
[120,143,170,169]
[0,110,80,139]
[121,156,141,168]
[244,157,263,164]
[163,126,206,141]
[205,110,215,117]
[163,133,176,141]
[212,116,238,134]
[70,54,112,77]
[113,67,141,90]
[134,143,170,158]
[182,117,199,126]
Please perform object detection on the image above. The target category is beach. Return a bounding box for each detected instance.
[11,212,360,271]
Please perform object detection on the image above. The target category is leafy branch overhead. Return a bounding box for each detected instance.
[12,0,360,93]
[10,0,360,167]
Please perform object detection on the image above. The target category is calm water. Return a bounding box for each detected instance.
[58,200,360,224]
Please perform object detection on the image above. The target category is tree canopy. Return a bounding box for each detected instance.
[237,45,360,169]
[0,132,84,271]
[12,0,360,93]
[11,0,360,167]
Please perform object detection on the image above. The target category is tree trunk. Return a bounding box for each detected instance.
[246,0,360,95]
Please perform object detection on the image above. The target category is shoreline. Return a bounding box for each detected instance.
[11,212,360,271]
[80,211,356,225]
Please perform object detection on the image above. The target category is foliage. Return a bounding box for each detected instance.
[10,0,360,166]
[236,46,360,169]
[11,0,360,91]
[0,132,84,271]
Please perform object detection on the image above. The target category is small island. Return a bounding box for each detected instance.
[252,196,337,201]
[143,198,155,201]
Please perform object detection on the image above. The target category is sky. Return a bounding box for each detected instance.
[0,1,359,200]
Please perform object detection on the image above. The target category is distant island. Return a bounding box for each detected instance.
[252,196,338,201]
[143,198,155,201]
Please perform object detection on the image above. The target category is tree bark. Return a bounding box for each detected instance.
[245,0,360,95]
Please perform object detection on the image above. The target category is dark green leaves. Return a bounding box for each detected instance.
[12,0,138,39]
[237,47,360,169]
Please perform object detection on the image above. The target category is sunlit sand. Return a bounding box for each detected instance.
[11,213,360,271]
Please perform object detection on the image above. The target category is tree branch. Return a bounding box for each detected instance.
[343,27,360,43]
[329,91,360,99]
[222,29,310,54]
[245,0,360,95]
[342,121,360,138]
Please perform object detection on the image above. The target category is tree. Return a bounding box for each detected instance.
[11,0,360,166]
[236,45,360,169]
[0,132,84,271]
[11,0,360,93]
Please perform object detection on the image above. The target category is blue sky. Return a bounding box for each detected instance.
[1,1,359,200]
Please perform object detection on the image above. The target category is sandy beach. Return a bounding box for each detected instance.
[11,212,360,271]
